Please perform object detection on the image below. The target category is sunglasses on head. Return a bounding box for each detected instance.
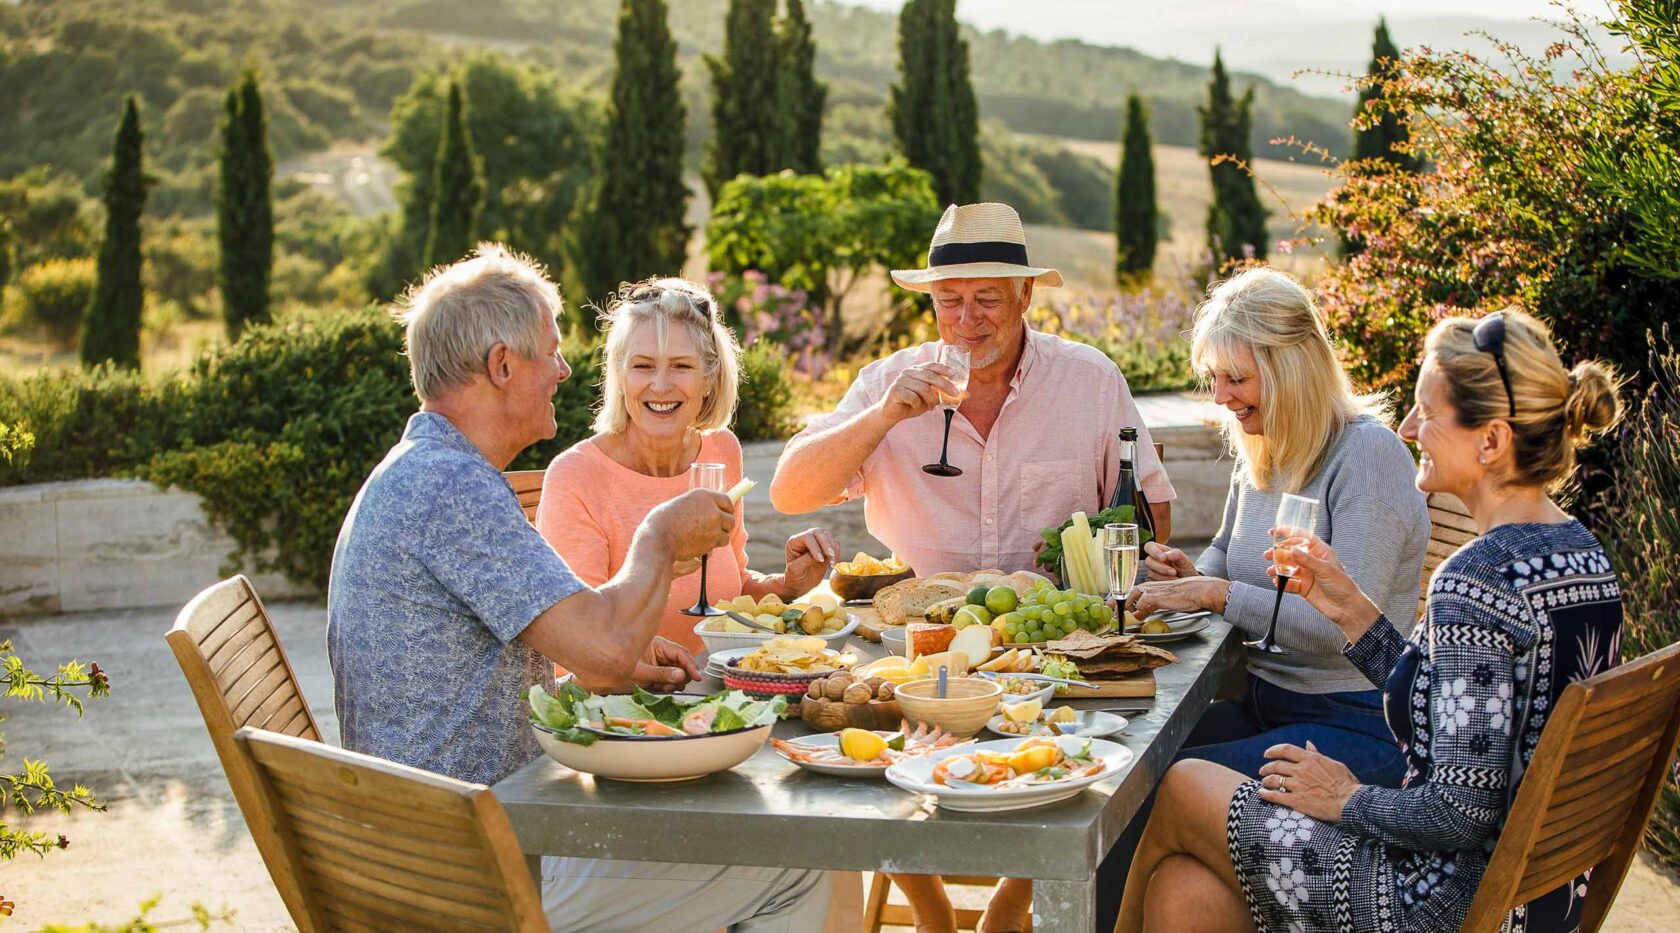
[1472,312,1516,418]
[629,284,717,320]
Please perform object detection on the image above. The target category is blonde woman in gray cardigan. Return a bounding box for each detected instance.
[1094,267,1429,928]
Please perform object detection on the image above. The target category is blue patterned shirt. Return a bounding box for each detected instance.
[328,412,585,786]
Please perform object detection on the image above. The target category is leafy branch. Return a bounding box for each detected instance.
[1,639,111,867]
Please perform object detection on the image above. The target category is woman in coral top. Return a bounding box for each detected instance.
[536,277,836,660]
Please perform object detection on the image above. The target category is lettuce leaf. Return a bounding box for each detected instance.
[528,683,786,746]
[527,683,599,746]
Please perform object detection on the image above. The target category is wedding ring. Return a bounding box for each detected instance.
[1278,775,1288,792]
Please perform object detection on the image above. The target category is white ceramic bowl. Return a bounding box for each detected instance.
[531,722,772,782]
[694,613,860,656]
[976,672,1057,708]
[878,626,907,656]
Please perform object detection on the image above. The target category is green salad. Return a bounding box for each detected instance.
[528,682,787,746]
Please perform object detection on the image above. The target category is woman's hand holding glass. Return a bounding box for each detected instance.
[1265,531,1384,643]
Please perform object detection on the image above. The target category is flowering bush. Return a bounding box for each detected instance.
[1026,263,1201,394]
[708,271,831,377]
[1308,6,1680,401]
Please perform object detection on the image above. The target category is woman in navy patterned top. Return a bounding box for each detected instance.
[1116,309,1624,932]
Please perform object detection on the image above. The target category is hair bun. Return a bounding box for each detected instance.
[1564,360,1621,443]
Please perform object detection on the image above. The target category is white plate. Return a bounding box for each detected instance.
[532,721,772,782]
[974,672,1056,708]
[984,710,1128,740]
[1125,610,1212,643]
[885,738,1132,812]
[771,732,896,778]
[694,613,862,655]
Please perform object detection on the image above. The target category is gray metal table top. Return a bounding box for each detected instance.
[494,621,1241,887]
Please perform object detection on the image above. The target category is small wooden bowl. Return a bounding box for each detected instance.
[893,677,1002,738]
[800,696,904,732]
[830,567,915,603]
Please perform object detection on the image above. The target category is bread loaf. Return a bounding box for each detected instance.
[876,581,966,626]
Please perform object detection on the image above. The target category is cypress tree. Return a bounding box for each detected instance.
[1115,94,1158,282]
[889,0,980,205]
[1198,50,1268,263]
[80,95,147,369]
[422,80,485,270]
[581,0,690,305]
[1352,18,1420,172]
[775,0,826,174]
[705,0,781,199]
[217,69,274,340]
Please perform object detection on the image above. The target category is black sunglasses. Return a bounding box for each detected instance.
[1472,312,1516,418]
[629,284,717,320]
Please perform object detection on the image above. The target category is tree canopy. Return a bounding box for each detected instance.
[217,69,275,339]
[1199,50,1268,263]
[889,0,981,205]
[80,95,148,369]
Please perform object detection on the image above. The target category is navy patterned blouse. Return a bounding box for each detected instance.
[1225,520,1623,932]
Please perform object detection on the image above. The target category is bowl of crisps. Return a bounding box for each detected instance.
[830,552,915,603]
[722,636,856,697]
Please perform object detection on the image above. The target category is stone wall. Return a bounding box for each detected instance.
[0,422,1231,617]
[0,479,313,617]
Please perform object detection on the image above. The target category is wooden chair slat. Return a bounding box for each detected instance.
[231,662,302,725]
[220,648,287,720]
[289,814,485,881]
[236,729,546,933]
[317,907,390,933]
[1417,493,1477,620]
[284,803,491,868]
[249,691,308,736]
[203,602,268,671]
[214,634,281,694]
[198,598,262,660]
[1460,640,1680,932]
[304,871,503,931]
[270,777,485,844]
[300,851,512,924]
[274,705,316,739]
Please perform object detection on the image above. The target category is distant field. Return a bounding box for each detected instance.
[1025,136,1339,288]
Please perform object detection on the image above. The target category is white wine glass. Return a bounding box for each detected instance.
[679,462,729,617]
[922,345,970,477]
[1245,493,1320,653]
[1103,523,1139,627]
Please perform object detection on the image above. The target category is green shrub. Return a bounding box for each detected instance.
[1601,330,1680,867]
[2,302,800,591]
[733,341,800,442]
[4,256,96,346]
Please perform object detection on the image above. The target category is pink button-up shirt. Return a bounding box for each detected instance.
[799,328,1176,576]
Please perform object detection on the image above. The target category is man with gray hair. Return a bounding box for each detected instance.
[328,243,829,931]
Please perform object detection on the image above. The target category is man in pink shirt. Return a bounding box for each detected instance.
[771,202,1175,577]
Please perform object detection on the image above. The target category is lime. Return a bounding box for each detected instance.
[967,586,991,607]
[985,585,1019,615]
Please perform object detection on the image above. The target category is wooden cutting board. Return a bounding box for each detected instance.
[1077,672,1156,697]
[850,604,894,642]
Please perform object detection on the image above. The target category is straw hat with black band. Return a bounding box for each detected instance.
[890,202,1064,292]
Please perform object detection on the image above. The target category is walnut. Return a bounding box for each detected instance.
[842,683,873,705]
[824,677,849,701]
[876,682,896,701]
[808,678,827,699]
[864,677,885,692]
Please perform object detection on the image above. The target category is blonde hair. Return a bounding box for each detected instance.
[592,277,741,435]
[1424,310,1621,491]
[391,243,562,402]
[1191,267,1388,492]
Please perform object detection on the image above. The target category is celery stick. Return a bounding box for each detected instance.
[726,477,756,504]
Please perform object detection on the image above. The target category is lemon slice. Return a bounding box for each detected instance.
[1002,698,1043,723]
[1049,705,1078,724]
[839,728,888,762]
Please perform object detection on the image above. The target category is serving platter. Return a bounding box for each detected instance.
[984,710,1128,740]
[884,738,1132,812]
[1124,610,1213,644]
[771,732,895,777]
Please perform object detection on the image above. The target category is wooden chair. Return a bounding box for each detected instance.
[1419,491,1477,619]
[166,575,322,931]
[863,875,1031,933]
[1460,640,1680,931]
[233,727,549,932]
[506,469,545,523]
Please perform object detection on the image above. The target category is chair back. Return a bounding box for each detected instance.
[506,469,545,523]
[166,575,322,929]
[1461,640,1680,932]
[1419,492,1477,619]
[234,727,549,932]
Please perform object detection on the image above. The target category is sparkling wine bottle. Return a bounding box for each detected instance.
[1108,426,1157,538]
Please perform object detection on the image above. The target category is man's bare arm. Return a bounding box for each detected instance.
[519,489,733,690]
[770,364,958,514]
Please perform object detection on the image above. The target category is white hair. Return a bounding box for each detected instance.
[391,242,563,402]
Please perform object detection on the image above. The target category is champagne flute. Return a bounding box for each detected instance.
[1103,523,1139,630]
[679,462,729,617]
[922,345,970,477]
[1245,493,1320,653]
